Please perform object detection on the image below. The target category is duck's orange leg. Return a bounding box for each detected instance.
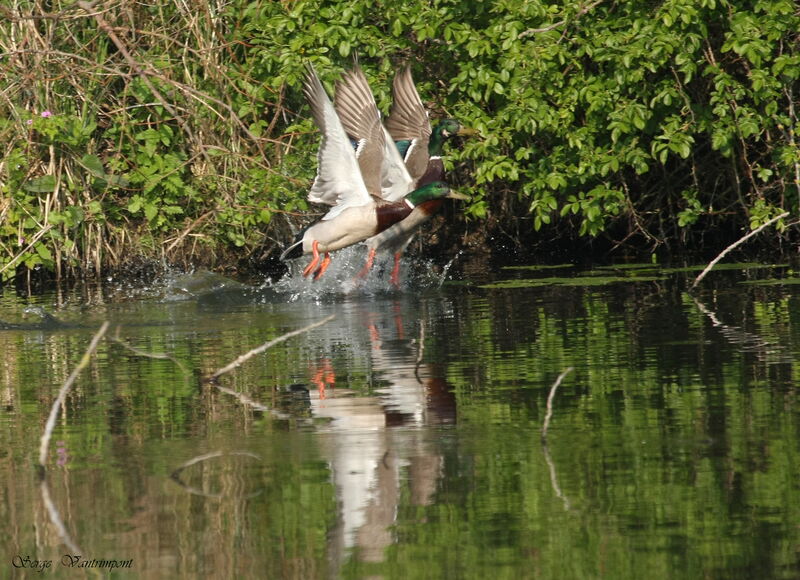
[357,248,376,279]
[389,252,403,287]
[313,252,331,280]
[303,241,320,277]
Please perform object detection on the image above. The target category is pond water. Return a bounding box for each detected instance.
[2,255,800,579]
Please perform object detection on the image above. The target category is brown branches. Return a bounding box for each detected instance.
[77,1,200,149]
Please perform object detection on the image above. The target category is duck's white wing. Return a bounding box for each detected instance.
[334,63,413,203]
[303,65,372,220]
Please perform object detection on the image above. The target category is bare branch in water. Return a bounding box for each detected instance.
[37,321,108,554]
[207,314,336,382]
[39,321,109,467]
[211,383,290,419]
[542,441,571,510]
[40,478,82,554]
[414,318,426,383]
[691,211,789,289]
[541,367,574,442]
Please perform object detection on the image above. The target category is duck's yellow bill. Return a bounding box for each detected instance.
[446,190,471,201]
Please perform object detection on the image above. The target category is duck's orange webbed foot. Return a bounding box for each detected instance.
[303,240,321,277]
[313,252,331,280]
[311,359,336,400]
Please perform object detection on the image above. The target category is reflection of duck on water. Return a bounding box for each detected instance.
[305,299,456,566]
[310,358,335,400]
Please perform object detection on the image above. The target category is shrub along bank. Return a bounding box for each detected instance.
[1,0,798,283]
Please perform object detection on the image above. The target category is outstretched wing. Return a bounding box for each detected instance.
[335,63,413,202]
[303,65,372,220]
[385,66,432,182]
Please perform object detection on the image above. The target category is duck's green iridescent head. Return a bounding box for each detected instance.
[405,181,470,207]
[429,119,478,154]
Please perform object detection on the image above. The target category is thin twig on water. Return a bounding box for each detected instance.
[38,321,109,468]
[541,367,574,442]
[542,441,571,510]
[414,318,426,383]
[691,211,789,290]
[170,451,264,499]
[207,314,336,382]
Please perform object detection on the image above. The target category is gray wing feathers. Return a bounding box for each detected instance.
[385,67,432,181]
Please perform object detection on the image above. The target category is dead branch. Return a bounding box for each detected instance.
[110,326,189,375]
[40,478,82,554]
[541,367,574,442]
[691,211,789,289]
[207,314,336,382]
[38,321,109,467]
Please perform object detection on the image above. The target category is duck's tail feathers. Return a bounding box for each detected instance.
[280,235,304,261]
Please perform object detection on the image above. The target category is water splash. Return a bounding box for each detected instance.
[437,250,463,289]
[268,245,459,301]
[97,244,462,306]
[164,270,248,301]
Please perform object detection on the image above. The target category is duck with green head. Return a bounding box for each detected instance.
[279,65,468,280]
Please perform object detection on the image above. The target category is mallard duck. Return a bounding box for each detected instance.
[279,66,468,280]
[335,65,476,284]
[364,118,474,283]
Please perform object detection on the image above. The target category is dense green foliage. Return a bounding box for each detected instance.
[1,0,798,281]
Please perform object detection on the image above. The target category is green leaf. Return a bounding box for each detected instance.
[127,196,142,214]
[23,175,57,193]
[81,154,106,178]
[144,203,158,222]
[35,243,52,261]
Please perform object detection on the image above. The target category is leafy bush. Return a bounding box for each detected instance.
[1,0,798,282]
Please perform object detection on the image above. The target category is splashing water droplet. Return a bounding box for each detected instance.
[437,250,463,288]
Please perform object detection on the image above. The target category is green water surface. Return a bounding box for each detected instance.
[2,263,799,579]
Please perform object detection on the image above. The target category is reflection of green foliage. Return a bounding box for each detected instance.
[3,0,800,280]
[405,276,800,578]
[481,275,665,288]
[3,271,800,577]
[484,262,791,289]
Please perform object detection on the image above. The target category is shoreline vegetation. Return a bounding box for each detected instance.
[1,1,798,288]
